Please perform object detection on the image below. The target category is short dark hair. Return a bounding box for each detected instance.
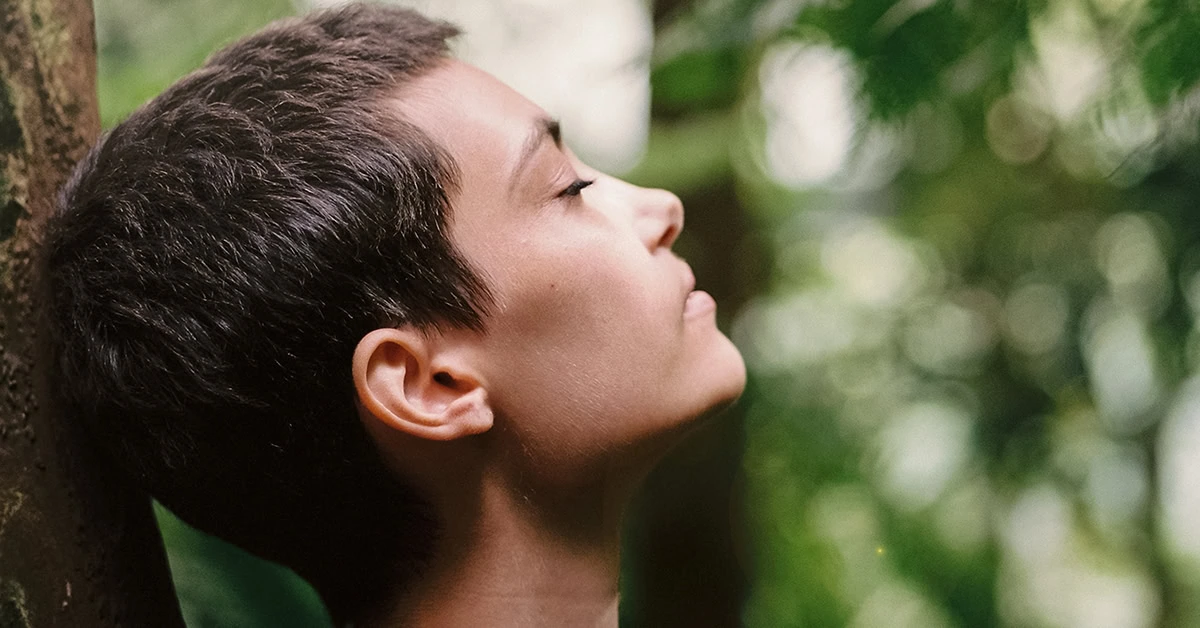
[41,3,489,616]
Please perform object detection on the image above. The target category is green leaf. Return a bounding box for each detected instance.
[1137,0,1200,105]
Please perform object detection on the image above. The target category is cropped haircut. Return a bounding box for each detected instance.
[41,3,490,616]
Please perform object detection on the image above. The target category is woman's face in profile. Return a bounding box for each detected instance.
[396,61,746,483]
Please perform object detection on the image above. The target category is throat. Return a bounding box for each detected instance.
[369,474,626,628]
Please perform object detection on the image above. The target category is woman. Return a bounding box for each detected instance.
[43,4,745,625]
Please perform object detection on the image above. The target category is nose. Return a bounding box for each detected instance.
[633,186,684,252]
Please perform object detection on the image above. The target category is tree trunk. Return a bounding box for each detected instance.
[0,0,183,625]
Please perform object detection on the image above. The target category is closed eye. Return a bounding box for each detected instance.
[559,179,595,199]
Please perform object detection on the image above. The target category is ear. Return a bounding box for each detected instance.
[352,327,493,442]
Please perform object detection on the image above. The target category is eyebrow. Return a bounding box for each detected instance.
[509,117,561,196]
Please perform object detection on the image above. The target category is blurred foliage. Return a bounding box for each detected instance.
[652,48,748,117]
[1136,0,1200,104]
[792,0,1018,119]
[647,1,1200,627]
[94,0,1200,626]
[95,0,294,126]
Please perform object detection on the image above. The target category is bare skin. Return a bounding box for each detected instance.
[383,459,625,627]
[351,60,746,627]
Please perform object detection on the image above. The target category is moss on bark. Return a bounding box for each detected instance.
[0,0,184,624]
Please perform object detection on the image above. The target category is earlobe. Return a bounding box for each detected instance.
[352,327,493,442]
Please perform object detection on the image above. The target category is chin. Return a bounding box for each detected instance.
[704,335,748,410]
[664,341,746,438]
[635,348,746,471]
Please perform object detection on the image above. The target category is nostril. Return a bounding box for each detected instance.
[633,186,685,251]
[659,222,680,250]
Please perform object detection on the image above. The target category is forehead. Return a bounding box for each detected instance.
[391,60,545,176]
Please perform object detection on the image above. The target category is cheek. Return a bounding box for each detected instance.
[471,245,731,483]
[523,251,665,348]
[484,249,675,400]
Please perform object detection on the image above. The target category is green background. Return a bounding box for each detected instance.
[94,0,1200,626]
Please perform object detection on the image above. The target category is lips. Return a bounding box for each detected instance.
[682,262,696,295]
[680,262,716,318]
[684,289,716,318]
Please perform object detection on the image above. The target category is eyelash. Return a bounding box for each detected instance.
[559,179,595,199]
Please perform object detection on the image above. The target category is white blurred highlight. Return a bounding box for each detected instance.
[759,42,858,187]
[1159,378,1200,565]
[310,0,652,173]
[822,221,926,307]
[1083,302,1162,434]
[1020,1,1109,124]
[1000,483,1160,628]
[875,400,973,511]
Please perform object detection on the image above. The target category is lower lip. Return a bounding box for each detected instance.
[684,290,716,318]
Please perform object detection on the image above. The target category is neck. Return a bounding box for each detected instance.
[367,465,629,628]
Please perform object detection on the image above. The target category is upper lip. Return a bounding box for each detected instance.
[681,261,696,297]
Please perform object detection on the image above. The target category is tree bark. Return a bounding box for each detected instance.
[0,0,183,625]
